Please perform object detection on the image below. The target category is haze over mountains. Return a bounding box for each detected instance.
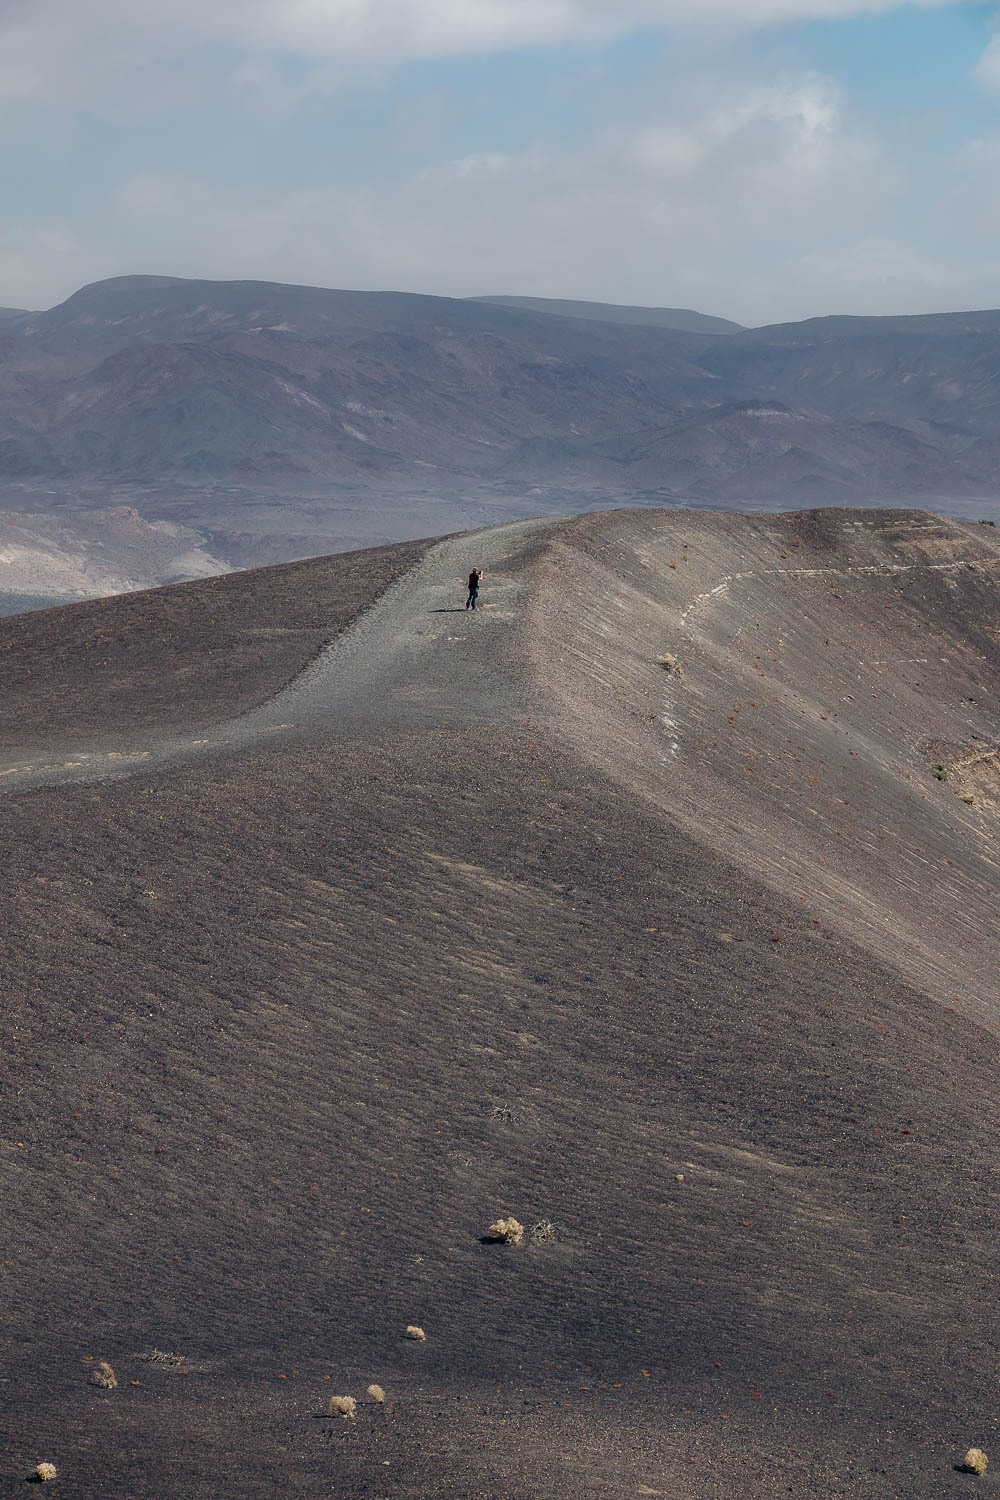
[0,273,999,606]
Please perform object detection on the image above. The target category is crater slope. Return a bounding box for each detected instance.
[1,507,998,1499]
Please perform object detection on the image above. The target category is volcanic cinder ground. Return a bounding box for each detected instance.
[1,505,998,1499]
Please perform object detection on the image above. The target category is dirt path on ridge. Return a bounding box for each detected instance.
[0,518,556,798]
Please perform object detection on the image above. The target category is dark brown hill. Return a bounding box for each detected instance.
[1,506,999,1498]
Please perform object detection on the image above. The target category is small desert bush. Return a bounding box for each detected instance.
[963,1448,988,1474]
[328,1395,356,1419]
[404,1325,425,1341]
[529,1219,556,1244]
[367,1384,386,1403]
[658,653,682,676]
[90,1361,117,1390]
[488,1216,525,1245]
[933,764,948,781]
[34,1463,58,1482]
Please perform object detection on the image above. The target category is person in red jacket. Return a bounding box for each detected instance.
[466,567,483,610]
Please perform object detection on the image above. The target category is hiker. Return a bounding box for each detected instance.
[466,567,483,610]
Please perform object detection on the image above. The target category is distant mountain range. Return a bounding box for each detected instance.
[470,293,744,335]
[0,273,998,602]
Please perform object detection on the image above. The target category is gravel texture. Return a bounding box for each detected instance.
[1,505,998,1498]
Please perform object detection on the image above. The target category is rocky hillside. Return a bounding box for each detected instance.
[1,276,998,604]
[0,276,997,508]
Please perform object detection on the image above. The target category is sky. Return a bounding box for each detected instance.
[1,0,999,324]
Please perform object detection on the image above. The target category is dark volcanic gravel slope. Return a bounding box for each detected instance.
[0,536,435,755]
[1,507,999,1498]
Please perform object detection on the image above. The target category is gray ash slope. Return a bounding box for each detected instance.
[1,505,999,1498]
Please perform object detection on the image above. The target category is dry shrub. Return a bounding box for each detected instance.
[328,1395,357,1419]
[34,1463,58,1482]
[529,1220,556,1244]
[488,1216,525,1245]
[658,653,682,676]
[404,1325,426,1341]
[963,1448,988,1474]
[90,1361,117,1390]
[367,1384,386,1404]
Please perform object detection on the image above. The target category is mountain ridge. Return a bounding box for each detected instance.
[470,292,744,334]
[0,274,998,604]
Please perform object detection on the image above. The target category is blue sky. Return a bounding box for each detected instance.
[1,1,999,322]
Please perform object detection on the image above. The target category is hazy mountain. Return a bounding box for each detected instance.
[1,275,999,603]
[0,276,723,485]
[19,273,709,356]
[699,309,1000,445]
[0,306,29,322]
[471,293,744,334]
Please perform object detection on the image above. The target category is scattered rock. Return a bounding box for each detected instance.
[89,1361,117,1390]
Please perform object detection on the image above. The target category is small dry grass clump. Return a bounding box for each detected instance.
[90,1361,117,1390]
[404,1325,426,1341]
[658,653,682,676]
[328,1395,357,1419]
[963,1448,988,1474]
[367,1384,386,1403]
[34,1463,58,1482]
[529,1220,556,1244]
[488,1216,525,1245]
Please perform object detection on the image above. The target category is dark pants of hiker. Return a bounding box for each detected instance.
[466,587,478,610]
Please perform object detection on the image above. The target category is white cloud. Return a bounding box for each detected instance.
[0,0,991,321]
[974,31,1000,91]
[62,64,914,324]
[0,0,968,109]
